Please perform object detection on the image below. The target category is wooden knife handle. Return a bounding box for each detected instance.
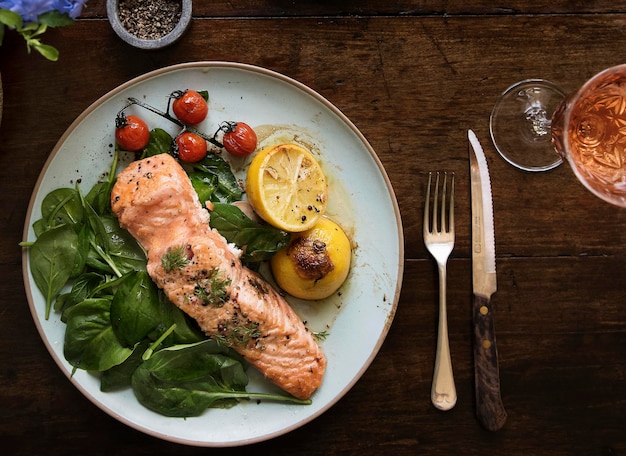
[472,294,507,431]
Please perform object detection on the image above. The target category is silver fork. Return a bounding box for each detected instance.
[423,172,457,411]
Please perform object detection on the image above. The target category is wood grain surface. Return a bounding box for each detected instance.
[1,1,625,454]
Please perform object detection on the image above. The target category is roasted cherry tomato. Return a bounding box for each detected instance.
[172,90,208,125]
[222,122,257,157]
[175,131,207,163]
[115,114,150,151]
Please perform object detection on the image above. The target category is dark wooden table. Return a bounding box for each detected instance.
[2,1,625,454]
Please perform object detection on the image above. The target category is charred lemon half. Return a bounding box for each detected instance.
[270,217,351,300]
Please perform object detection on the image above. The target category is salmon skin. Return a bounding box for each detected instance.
[111,153,326,400]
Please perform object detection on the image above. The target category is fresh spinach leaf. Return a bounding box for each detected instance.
[83,198,112,252]
[55,271,106,320]
[111,271,162,347]
[209,203,290,263]
[29,223,81,319]
[69,221,90,278]
[131,340,249,416]
[86,181,112,216]
[100,340,150,392]
[188,172,219,206]
[132,339,310,417]
[111,271,204,348]
[186,153,243,204]
[81,200,126,278]
[85,146,119,215]
[152,292,205,345]
[99,215,146,274]
[31,218,46,238]
[141,128,173,158]
[63,297,133,371]
[79,213,143,278]
[36,187,83,236]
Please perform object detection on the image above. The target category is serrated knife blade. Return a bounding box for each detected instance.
[468,129,507,431]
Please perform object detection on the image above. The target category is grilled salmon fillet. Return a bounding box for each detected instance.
[111,153,326,400]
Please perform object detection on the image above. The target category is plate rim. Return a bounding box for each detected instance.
[21,60,405,447]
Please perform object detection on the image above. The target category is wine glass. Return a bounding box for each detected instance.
[490,64,626,207]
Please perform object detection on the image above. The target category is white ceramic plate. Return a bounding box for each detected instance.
[22,62,404,447]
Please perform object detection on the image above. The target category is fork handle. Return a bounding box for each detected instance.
[431,264,457,411]
[473,294,507,431]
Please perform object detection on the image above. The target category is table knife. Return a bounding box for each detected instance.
[468,129,507,431]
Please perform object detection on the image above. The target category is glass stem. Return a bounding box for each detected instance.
[525,103,552,137]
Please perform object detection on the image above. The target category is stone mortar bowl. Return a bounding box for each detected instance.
[106,0,192,50]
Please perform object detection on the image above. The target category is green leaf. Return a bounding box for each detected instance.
[80,197,127,277]
[145,340,247,385]
[186,153,243,204]
[34,42,59,61]
[131,340,249,416]
[38,187,83,234]
[111,270,203,348]
[131,339,310,417]
[69,223,89,278]
[55,272,107,320]
[86,147,119,215]
[141,128,173,158]
[29,224,80,319]
[20,22,40,32]
[0,10,22,28]
[63,297,133,371]
[98,215,146,274]
[111,271,162,348]
[100,340,151,392]
[153,293,204,344]
[188,172,218,206]
[86,182,112,215]
[37,11,74,28]
[210,203,290,262]
[29,23,48,39]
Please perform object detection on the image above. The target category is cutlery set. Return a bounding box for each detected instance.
[423,130,507,431]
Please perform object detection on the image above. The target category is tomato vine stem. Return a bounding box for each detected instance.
[123,97,224,148]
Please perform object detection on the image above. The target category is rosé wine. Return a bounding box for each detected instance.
[552,65,626,207]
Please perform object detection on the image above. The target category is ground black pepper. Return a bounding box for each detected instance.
[118,0,182,40]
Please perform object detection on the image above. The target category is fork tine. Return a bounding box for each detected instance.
[432,172,440,233]
[425,172,455,235]
[440,173,447,233]
[448,173,454,233]
[424,172,432,234]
